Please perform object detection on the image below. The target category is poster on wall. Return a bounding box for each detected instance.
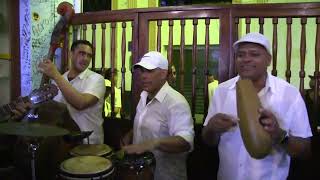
[30,0,73,89]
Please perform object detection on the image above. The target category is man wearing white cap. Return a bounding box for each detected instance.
[121,51,194,180]
[202,32,312,180]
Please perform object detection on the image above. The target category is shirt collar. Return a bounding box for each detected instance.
[154,82,169,103]
[265,72,276,94]
[140,81,169,103]
[228,76,240,90]
[77,68,90,79]
[65,68,90,80]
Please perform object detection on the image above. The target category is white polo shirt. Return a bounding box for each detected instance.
[204,73,312,180]
[54,68,106,144]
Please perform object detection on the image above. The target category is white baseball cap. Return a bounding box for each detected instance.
[133,51,168,70]
[233,32,272,55]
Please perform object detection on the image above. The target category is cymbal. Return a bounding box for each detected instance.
[0,122,69,137]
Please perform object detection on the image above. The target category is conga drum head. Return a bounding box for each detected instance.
[60,156,114,179]
[70,144,112,157]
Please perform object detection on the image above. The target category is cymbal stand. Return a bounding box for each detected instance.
[28,141,39,180]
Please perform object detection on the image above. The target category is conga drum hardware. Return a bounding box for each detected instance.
[116,152,155,180]
[63,131,93,144]
[59,155,115,180]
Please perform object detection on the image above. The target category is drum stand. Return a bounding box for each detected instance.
[28,141,39,180]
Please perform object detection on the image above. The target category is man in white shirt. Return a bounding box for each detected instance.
[11,40,106,179]
[121,51,194,180]
[38,40,106,144]
[202,32,312,180]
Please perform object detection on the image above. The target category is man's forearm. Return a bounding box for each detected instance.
[202,126,220,147]
[155,136,191,153]
[54,75,97,110]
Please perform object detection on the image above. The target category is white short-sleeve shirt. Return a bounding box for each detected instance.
[54,68,106,144]
[204,73,312,180]
[133,82,194,180]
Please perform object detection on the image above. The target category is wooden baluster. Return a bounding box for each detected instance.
[246,17,251,34]
[204,18,210,119]
[299,17,307,94]
[72,25,79,41]
[101,23,106,73]
[131,21,135,67]
[121,22,127,118]
[272,18,278,76]
[82,24,87,40]
[130,21,135,120]
[192,19,198,120]
[157,20,162,52]
[168,20,174,67]
[234,17,239,75]
[286,18,292,82]
[110,22,116,118]
[91,24,96,70]
[180,19,186,94]
[259,17,264,34]
[234,17,239,41]
[313,17,320,132]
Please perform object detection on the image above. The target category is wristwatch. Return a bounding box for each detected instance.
[280,131,289,145]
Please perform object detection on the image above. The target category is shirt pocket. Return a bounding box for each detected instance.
[140,110,162,140]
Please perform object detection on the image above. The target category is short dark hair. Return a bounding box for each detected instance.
[71,40,94,52]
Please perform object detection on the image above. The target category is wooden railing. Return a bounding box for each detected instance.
[64,3,320,128]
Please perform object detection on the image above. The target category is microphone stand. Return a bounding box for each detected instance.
[28,141,39,180]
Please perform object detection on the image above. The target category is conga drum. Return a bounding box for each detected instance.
[117,152,155,180]
[59,156,115,180]
[70,144,113,158]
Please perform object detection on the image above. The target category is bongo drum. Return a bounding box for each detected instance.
[70,144,112,157]
[59,156,115,180]
[117,152,155,180]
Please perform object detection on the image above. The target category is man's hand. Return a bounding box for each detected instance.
[11,100,32,120]
[202,113,238,147]
[122,140,158,154]
[38,59,61,81]
[207,113,238,134]
[120,130,133,147]
[258,108,286,144]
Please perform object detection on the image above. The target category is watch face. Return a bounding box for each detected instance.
[281,134,289,144]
